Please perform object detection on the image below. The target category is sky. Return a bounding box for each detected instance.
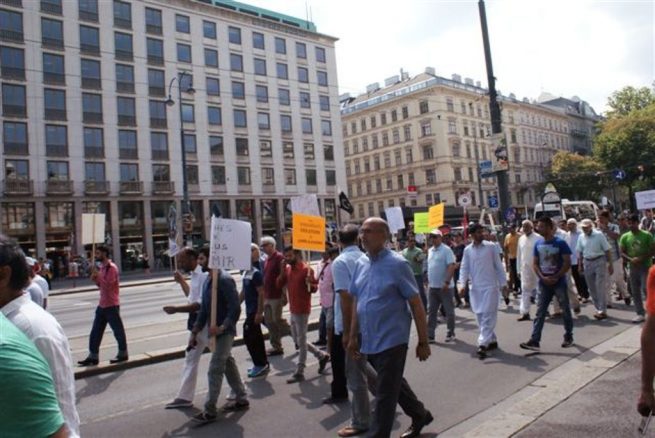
[243,0,654,114]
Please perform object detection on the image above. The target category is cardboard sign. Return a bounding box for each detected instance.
[292,213,326,252]
[636,190,655,210]
[413,212,430,233]
[168,238,179,257]
[81,214,105,245]
[290,194,320,217]
[208,217,252,270]
[385,207,405,234]
[428,203,445,228]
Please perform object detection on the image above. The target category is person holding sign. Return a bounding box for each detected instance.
[78,245,128,366]
[277,246,330,383]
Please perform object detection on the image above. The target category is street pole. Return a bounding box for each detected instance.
[470,103,484,210]
[478,0,511,217]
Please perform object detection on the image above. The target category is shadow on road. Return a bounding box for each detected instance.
[76,371,125,402]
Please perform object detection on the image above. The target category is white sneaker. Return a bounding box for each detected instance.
[633,315,646,323]
[226,390,237,401]
[445,333,455,343]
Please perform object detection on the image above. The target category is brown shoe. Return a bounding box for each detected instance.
[337,426,368,437]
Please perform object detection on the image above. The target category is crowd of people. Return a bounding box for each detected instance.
[1,207,655,437]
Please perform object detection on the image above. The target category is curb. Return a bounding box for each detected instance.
[75,320,320,379]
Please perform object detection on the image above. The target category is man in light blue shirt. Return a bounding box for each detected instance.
[347,218,433,438]
[426,229,457,343]
[576,219,613,319]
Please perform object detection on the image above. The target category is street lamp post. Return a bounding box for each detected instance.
[470,103,485,209]
[165,71,195,247]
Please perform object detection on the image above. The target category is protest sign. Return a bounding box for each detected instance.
[208,217,252,270]
[428,203,445,228]
[292,213,326,252]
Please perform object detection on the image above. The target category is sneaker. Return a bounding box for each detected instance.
[517,314,531,321]
[633,315,646,323]
[165,398,193,409]
[561,338,574,348]
[445,333,455,343]
[318,355,330,374]
[222,399,250,412]
[286,373,305,384]
[248,364,270,378]
[594,312,608,320]
[520,340,540,351]
[192,411,217,424]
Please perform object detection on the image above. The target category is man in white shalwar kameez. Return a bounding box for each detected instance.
[458,223,508,359]
[517,220,542,321]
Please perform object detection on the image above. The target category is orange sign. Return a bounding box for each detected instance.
[292,213,326,252]
[428,203,445,228]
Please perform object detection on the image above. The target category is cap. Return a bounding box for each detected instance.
[25,257,37,266]
[567,218,577,225]
[580,219,594,228]
[429,228,443,237]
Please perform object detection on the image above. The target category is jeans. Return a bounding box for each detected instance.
[629,264,648,316]
[415,275,427,309]
[552,275,580,313]
[89,306,127,356]
[264,298,285,351]
[176,326,208,401]
[427,287,455,338]
[204,333,247,415]
[583,257,608,313]
[531,282,573,343]
[289,313,326,374]
[330,333,348,399]
[367,344,428,438]
[244,314,268,367]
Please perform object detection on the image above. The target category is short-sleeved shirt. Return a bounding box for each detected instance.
[620,230,655,268]
[427,244,456,288]
[402,247,424,276]
[504,233,519,259]
[534,237,572,288]
[349,249,418,355]
[0,313,65,438]
[576,230,610,259]
[278,262,316,315]
[331,246,364,335]
[242,265,263,316]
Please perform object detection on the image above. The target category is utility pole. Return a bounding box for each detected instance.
[470,103,484,209]
[478,0,511,217]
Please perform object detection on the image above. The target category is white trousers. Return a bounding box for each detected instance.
[519,273,538,315]
[475,311,498,347]
[176,326,209,401]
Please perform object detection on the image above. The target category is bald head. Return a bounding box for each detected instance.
[360,217,390,255]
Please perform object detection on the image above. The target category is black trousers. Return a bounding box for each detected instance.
[330,333,348,399]
[509,258,521,292]
[244,314,268,367]
[571,265,589,299]
[89,306,127,355]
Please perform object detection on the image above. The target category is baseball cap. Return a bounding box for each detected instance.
[580,219,594,228]
[567,218,577,225]
[429,228,443,236]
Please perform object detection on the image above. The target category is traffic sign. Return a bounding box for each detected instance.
[458,193,472,207]
[479,160,494,178]
[504,207,516,222]
[613,169,626,181]
[488,195,498,208]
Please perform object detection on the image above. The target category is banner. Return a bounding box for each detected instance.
[636,190,655,210]
[290,194,320,217]
[81,214,105,245]
[385,207,405,234]
[208,217,252,270]
[428,203,445,228]
[413,212,431,233]
[292,213,326,252]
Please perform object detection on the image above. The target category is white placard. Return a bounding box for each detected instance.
[208,217,252,270]
[385,207,405,234]
[81,214,105,245]
[636,190,655,210]
[290,194,320,217]
[168,238,179,257]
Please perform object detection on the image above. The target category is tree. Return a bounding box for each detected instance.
[544,151,605,200]
[605,85,655,118]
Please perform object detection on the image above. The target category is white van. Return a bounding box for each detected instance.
[533,199,600,222]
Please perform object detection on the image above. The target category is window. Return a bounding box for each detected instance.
[45,125,67,156]
[82,127,103,158]
[255,85,268,103]
[361,119,367,131]
[380,113,387,125]
[296,42,307,59]
[46,161,69,181]
[5,159,28,180]
[229,53,243,72]
[306,169,317,185]
[44,89,66,120]
[323,144,334,161]
[426,169,436,184]
[421,121,432,137]
[184,134,196,153]
[0,9,23,42]
[184,165,198,185]
[452,142,461,157]
[115,64,134,93]
[257,112,270,129]
[234,109,247,128]
[114,32,133,60]
[304,143,314,159]
[448,119,457,134]
[325,169,336,185]
[207,106,221,125]
[175,14,190,33]
[301,117,313,134]
[300,92,310,109]
[228,26,241,44]
[119,163,138,181]
[118,130,137,158]
[469,168,475,181]
[79,25,100,55]
[203,21,216,39]
[402,106,409,119]
[278,88,290,106]
[319,95,330,111]
[152,164,169,182]
[383,151,391,167]
[315,46,326,63]
[252,32,265,49]
[391,109,398,122]
[85,162,105,181]
[419,100,429,114]
[237,167,250,185]
[205,49,218,68]
[42,53,64,84]
[321,120,332,136]
[1,46,24,80]
[211,166,225,184]
[42,18,64,48]
[298,66,309,83]
[421,145,433,160]
[275,37,286,54]
[281,115,292,133]
[113,0,131,29]
[372,134,379,149]
[446,98,454,112]
[394,148,402,165]
[283,142,294,158]
[405,148,413,163]
[177,43,191,63]
[80,59,101,89]
[206,77,220,96]
[82,93,102,123]
[254,58,266,75]
[209,135,223,156]
[317,70,328,86]
[3,122,28,155]
[145,7,161,34]
[181,104,194,123]
[262,167,274,185]
[404,125,412,141]
[397,174,404,189]
[147,38,164,64]
[382,132,389,146]
[276,62,288,79]
[260,140,272,157]
[80,0,99,22]
[116,97,135,125]
[147,69,165,96]
[284,168,296,185]
[150,132,168,159]
[454,168,462,181]
[392,129,400,144]
[231,81,245,99]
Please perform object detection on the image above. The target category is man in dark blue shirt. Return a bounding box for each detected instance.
[240,243,269,378]
[520,216,574,351]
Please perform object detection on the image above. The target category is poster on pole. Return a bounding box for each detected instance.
[208,217,252,270]
[81,214,105,245]
[413,212,431,233]
[428,203,445,228]
[636,190,655,211]
[290,194,320,217]
[385,207,405,234]
[292,213,326,252]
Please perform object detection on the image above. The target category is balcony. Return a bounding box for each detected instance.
[41,1,62,14]
[1,66,25,81]
[80,43,100,56]
[115,50,134,62]
[146,24,162,35]
[84,146,104,158]
[42,37,64,50]
[46,145,68,157]
[44,109,67,121]
[79,10,98,23]
[147,55,164,66]
[0,30,23,43]
[81,77,101,89]
[119,181,143,194]
[3,104,26,118]
[45,179,73,195]
[152,181,174,194]
[118,115,136,126]
[44,72,65,85]
[0,0,22,7]
[149,86,165,97]
[3,179,32,195]
[151,149,168,160]
[114,17,132,30]
[84,180,109,195]
[150,118,167,129]
[116,81,135,94]
[4,142,28,155]
[119,148,138,159]
[83,111,103,124]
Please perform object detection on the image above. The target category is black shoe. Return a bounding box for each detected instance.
[318,355,330,374]
[488,341,498,351]
[401,411,434,438]
[322,396,348,405]
[222,399,250,412]
[312,339,327,346]
[520,340,540,351]
[109,355,128,364]
[561,338,574,348]
[295,343,299,351]
[77,357,99,367]
[517,314,531,321]
[477,346,488,359]
[504,297,511,306]
[625,297,632,306]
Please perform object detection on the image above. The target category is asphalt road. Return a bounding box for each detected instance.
[75,295,641,437]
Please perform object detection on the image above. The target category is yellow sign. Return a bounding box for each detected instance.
[428,203,445,228]
[413,212,430,233]
[292,213,326,252]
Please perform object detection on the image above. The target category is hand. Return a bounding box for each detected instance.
[441,284,450,294]
[254,313,264,325]
[608,263,614,276]
[162,306,176,315]
[458,286,466,297]
[209,324,225,336]
[632,257,642,266]
[174,271,184,284]
[346,336,361,360]
[416,342,431,361]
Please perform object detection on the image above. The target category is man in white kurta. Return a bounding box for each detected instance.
[517,220,542,321]
[458,224,508,359]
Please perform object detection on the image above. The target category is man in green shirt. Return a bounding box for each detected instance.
[402,237,427,308]
[0,313,68,438]
[620,214,655,323]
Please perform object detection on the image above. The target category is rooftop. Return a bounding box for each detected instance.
[197,0,317,32]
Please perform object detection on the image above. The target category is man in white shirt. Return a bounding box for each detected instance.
[516,220,542,321]
[0,235,80,437]
[27,257,50,308]
[458,224,509,359]
[24,257,45,307]
[163,247,210,409]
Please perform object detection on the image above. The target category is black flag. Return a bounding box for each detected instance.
[211,203,222,218]
[339,191,354,215]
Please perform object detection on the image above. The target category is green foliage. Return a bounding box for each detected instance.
[545,151,605,200]
[605,85,655,118]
